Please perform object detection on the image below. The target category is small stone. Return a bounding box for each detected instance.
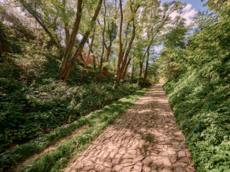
[122,159,132,163]
[115,154,123,159]
[102,151,110,158]
[186,151,192,158]
[128,149,137,155]
[173,162,187,168]
[170,154,177,163]
[159,151,168,156]
[163,158,171,167]
[123,153,133,159]
[143,166,151,172]
[174,166,184,172]
[104,162,112,168]
[81,165,94,171]
[179,157,192,163]
[113,165,123,171]
[143,157,152,166]
[133,164,142,171]
[112,158,120,164]
[123,162,134,167]
[120,166,132,172]
[119,149,126,155]
[75,162,84,169]
[95,164,104,171]
[178,151,186,158]
[110,150,118,158]
[96,158,104,165]
[161,167,173,172]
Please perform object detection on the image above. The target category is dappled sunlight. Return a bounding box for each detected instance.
[63,84,195,172]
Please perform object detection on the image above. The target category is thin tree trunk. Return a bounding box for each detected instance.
[121,58,131,80]
[80,28,96,81]
[131,57,134,81]
[119,22,136,80]
[58,0,83,80]
[114,0,124,88]
[63,0,70,47]
[62,0,102,82]
[105,41,112,62]
[138,61,143,86]
[142,50,149,87]
[98,0,106,83]
[115,2,140,87]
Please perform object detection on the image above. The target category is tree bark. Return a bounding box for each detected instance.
[131,57,134,81]
[114,1,140,88]
[121,58,131,80]
[105,41,112,62]
[114,0,124,88]
[58,0,83,80]
[62,0,102,82]
[98,0,106,83]
[138,61,143,86]
[63,0,70,47]
[142,50,149,87]
[119,22,136,80]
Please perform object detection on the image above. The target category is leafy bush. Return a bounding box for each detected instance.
[0,79,141,153]
[0,87,147,172]
[164,60,230,172]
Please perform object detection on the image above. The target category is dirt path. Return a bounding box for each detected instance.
[64,84,196,172]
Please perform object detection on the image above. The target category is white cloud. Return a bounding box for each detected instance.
[184,4,192,12]
[169,4,198,26]
[182,4,197,26]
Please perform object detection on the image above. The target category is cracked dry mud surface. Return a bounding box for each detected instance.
[63,84,196,172]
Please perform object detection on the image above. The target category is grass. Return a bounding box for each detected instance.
[0,82,141,171]
[18,87,150,172]
[145,134,153,143]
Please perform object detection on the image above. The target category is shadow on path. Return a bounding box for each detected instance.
[63,84,196,172]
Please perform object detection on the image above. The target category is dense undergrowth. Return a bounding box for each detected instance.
[1,87,149,172]
[0,77,141,152]
[164,61,230,172]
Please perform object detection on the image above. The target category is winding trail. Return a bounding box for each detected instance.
[64,84,196,172]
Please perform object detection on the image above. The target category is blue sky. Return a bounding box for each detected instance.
[161,0,208,12]
[154,0,208,52]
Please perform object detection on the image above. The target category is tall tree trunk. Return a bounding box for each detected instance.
[58,0,83,80]
[138,61,143,86]
[119,22,136,80]
[121,58,131,80]
[105,41,112,62]
[62,0,102,82]
[114,0,124,88]
[142,50,149,87]
[64,23,70,47]
[131,57,134,81]
[114,2,140,88]
[63,0,70,47]
[98,0,106,83]
[81,28,96,81]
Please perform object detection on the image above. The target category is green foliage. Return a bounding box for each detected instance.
[0,88,148,172]
[0,79,141,154]
[164,58,230,172]
[161,5,230,172]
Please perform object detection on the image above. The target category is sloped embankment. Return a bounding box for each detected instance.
[163,63,230,172]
